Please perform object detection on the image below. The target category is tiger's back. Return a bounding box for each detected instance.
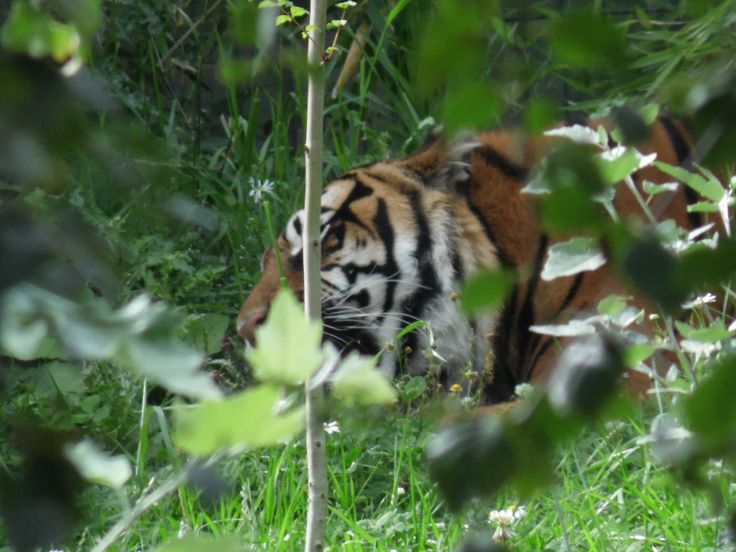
[238,116,701,404]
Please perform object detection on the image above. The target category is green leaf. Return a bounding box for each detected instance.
[401,376,428,401]
[427,418,517,511]
[119,339,221,401]
[597,295,629,316]
[1,2,81,61]
[174,385,305,456]
[522,98,558,133]
[677,238,736,293]
[51,308,125,360]
[332,353,397,406]
[547,336,625,418]
[541,238,606,281]
[596,148,645,186]
[441,81,502,135]
[461,269,514,316]
[289,6,308,18]
[336,1,356,8]
[544,124,601,146]
[275,14,292,26]
[655,161,724,202]
[533,143,606,233]
[621,237,684,313]
[246,290,323,385]
[684,355,736,450]
[611,105,651,144]
[550,12,628,70]
[530,319,597,337]
[623,343,656,367]
[642,180,679,196]
[675,320,731,342]
[64,440,131,489]
[153,535,243,552]
[326,19,347,30]
[0,288,49,359]
[687,202,719,213]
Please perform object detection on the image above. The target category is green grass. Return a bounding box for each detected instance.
[2,1,736,551]
[34,394,727,551]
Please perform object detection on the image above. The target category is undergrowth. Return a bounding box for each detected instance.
[2,1,736,550]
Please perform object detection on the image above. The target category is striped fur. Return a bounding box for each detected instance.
[237,116,700,404]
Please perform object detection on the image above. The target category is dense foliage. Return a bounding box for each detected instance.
[1,1,736,550]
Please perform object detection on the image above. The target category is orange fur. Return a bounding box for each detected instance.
[238,117,708,403]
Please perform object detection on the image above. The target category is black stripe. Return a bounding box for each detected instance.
[477,144,529,181]
[451,242,464,281]
[659,115,701,228]
[373,198,399,316]
[397,191,442,371]
[292,216,302,237]
[659,115,691,165]
[483,287,520,404]
[517,235,549,381]
[455,177,514,267]
[527,336,555,378]
[522,259,582,381]
[332,178,376,234]
[555,273,585,317]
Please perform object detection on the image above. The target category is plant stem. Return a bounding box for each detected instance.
[90,458,217,552]
[303,1,328,551]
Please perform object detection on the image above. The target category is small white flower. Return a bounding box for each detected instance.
[323,420,341,434]
[488,505,526,542]
[248,177,275,204]
[682,293,718,309]
[488,508,516,526]
[514,383,535,399]
[396,485,406,496]
[493,525,515,542]
[177,521,190,538]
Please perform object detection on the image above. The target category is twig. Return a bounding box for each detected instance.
[303,0,328,550]
[90,457,219,552]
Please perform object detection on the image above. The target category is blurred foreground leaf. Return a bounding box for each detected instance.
[173,385,305,456]
[63,439,131,489]
[541,238,606,281]
[550,12,628,70]
[546,336,625,418]
[461,270,514,316]
[2,2,81,62]
[429,336,626,509]
[331,352,397,405]
[0,428,84,552]
[0,286,221,400]
[153,535,243,552]
[683,354,736,451]
[246,289,323,385]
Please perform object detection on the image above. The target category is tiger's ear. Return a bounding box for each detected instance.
[400,136,478,190]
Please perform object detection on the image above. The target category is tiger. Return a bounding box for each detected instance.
[237,115,702,404]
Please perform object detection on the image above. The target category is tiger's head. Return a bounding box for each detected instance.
[237,153,495,379]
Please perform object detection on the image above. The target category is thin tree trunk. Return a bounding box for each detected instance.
[303,1,327,550]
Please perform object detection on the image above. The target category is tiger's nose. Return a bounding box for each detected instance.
[237,306,268,345]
